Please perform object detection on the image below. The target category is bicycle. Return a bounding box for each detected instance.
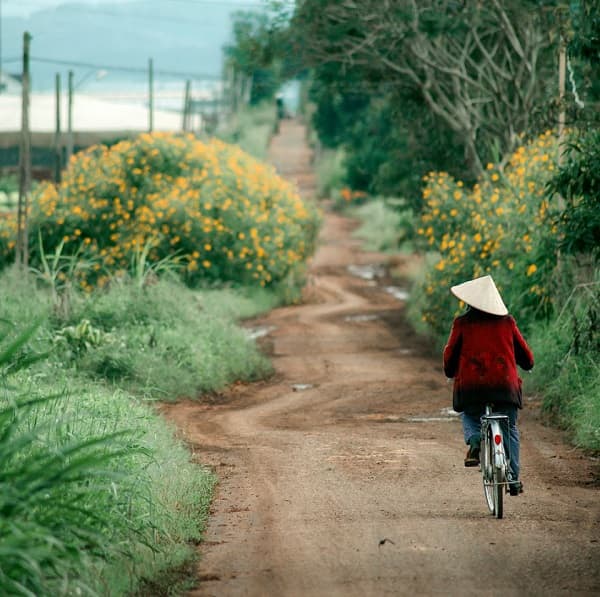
[479,404,511,519]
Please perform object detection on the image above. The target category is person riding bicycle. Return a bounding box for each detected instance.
[443,275,534,495]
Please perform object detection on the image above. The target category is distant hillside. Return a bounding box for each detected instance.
[3,1,261,91]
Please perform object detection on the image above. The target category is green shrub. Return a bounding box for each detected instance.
[547,129,600,259]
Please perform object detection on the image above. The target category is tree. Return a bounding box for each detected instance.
[289,0,556,177]
[224,11,282,105]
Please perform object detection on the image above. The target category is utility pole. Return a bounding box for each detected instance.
[17,31,31,269]
[54,72,62,182]
[558,39,566,164]
[148,58,154,132]
[0,0,3,95]
[182,79,191,132]
[557,38,567,212]
[67,69,74,162]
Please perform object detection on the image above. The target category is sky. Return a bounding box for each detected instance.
[3,0,270,18]
[1,0,283,90]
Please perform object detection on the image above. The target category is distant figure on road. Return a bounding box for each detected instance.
[276,94,287,120]
[443,275,534,495]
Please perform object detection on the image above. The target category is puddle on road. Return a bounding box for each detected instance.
[344,314,380,323]
[407,408,460,423]
[385,286,410,301]
[291,383,314,392]
[347,264,385,280]
[358,408,460,424]
[245,325,276,340]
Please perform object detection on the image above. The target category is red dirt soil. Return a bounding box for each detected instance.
[161,120,599,597]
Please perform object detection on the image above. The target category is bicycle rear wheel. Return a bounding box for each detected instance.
[482,428,505,519]
[482,431,495,514]
[493,465,503,519]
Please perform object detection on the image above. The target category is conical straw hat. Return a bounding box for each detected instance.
[450,275,508,316]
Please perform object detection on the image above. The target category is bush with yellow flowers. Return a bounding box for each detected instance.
[413,131,561,338]
[2,132,320,289]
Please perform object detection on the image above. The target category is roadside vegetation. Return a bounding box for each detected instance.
[0,311,216,595]
[232,1,599,450]
[0,117,319,592]
[217,101,278,161]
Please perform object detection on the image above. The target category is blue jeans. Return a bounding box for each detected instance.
[461,405,520,479]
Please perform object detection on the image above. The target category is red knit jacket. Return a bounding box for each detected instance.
[443,308,534,413]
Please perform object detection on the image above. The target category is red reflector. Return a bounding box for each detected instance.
[494,434,502,445]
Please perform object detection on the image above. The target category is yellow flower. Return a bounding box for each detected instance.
[526,264,537,276]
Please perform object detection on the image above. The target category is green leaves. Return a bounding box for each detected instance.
[0,323,143,595]
[548,130,600,258]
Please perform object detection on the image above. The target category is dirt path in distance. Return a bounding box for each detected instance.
[162,120,599,597]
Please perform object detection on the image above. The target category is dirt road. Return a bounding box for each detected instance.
[163,120,599,596]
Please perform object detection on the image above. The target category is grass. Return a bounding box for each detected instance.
[349,198,416,253]
[217,102,278,160]
[61,276,274,400]
[0,268,278,401]
[0,264,298,593]
[315,147,346,199]
[526,274,600,451]
[1,364,216,595]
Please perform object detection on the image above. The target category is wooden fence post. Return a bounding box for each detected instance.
[67,69,74,162]
[54,72,62,183]
[17,31,32,270]
[182,79,191,132]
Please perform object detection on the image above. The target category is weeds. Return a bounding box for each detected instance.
[0,320,216,595]
[218,102,278,160]
[350,198,415,253]
[315,148,346,199]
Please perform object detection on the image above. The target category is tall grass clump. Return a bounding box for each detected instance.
[64,276,273,399]
[350,197,416,252]
[527,275,600,450]
[315,147,346,199]
[0,267,274,401]
[0,323,216,595]
[218,101,278,160]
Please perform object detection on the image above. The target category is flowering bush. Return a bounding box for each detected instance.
[414,131,561,337]
[0,133,320,289]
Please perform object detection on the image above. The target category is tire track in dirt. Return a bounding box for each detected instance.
[162,120,599,597]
